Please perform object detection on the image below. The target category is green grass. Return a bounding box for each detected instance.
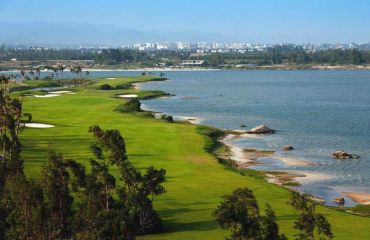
[16,76,370,240]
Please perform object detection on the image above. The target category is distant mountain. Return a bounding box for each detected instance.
[0,22,232,47]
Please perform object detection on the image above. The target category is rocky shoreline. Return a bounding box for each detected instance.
[217,125,367,207]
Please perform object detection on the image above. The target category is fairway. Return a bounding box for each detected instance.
[18,76,370,240]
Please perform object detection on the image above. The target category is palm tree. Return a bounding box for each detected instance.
[53,67,59,80]
[69,67,76,78]
[35,67,41,80]
[29,70,35,80]
[76,66,82,79]
[20,69,25,80]
[58,65,65,79]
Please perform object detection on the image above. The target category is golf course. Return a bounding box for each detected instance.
[15,76,370,239]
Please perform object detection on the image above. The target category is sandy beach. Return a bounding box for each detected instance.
[343,192,370,205]
[221,133,312,167]
[220,133,333,188]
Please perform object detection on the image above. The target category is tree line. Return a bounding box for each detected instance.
[2,45,370,67]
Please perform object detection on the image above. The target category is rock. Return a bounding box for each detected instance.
[240,124,246,128]
[332,150,360,159]
[335,197,345,204]
[283,145,294,151]
[247,125,276,134]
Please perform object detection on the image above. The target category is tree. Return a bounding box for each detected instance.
[289,191,333,240]
[4,178,47,240]
[28,70,35,80]
[41,152,74,239]
[213,188,286,240]
[20,69,25,80]
[35,67,41,80]
[88,125,166,235]
[260,204,287,240]
[0,92,32,239]
[58,65,65,79]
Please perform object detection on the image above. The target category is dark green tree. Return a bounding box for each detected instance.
[213,188,286,240]
[41,152,74,239]
[289,191,333,240]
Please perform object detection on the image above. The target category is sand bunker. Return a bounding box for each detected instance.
[106,77,116,79]
[34,94,61,98]
[49,91,72,94]
[34,91,76,98]
[117,94,138,98]
[24,123,55,128]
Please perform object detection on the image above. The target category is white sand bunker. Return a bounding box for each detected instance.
[106,77,116,79]
[24,123,55,128]
[49,91,72,94]
[117,94,138,99]
[34,91,76,98]
[34,94,61,98]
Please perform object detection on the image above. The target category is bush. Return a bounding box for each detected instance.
[115,84,131,90]
[114,99,141,113]
[196,125,225,153]
[161,115,173,122]
[100,83,131,90]
[100,84,113,90]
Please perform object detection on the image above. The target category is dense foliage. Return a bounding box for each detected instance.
[288,192,333,240]
[213,188,287,240]
[2,45,370,67]
[0,88,166,239]
[114,98,141,113]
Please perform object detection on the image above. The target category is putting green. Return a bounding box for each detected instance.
[16,76,370,240]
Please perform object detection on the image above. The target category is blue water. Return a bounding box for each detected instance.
[138,70,370,206]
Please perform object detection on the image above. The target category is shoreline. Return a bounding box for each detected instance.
[3,65,370,73]
[343,192,370,205]
[138,76,369,207]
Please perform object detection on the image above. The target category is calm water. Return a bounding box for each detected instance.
[138,70,370,206]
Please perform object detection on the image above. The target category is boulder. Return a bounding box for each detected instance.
[335,197,345,205]
[332,150,360,159]
[247,125,276,134]
[283,145,294,151]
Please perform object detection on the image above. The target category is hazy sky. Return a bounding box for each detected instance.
[1,0,370,43]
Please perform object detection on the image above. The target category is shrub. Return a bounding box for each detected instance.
[115,84,131,90]
[114,98,141,113]
[100,84,113,90]
[196,125,225,153]
[161,115,173,122]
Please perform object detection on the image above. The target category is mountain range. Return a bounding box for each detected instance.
[1,22,232,47]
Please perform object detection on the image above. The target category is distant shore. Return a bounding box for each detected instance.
[3,64,370,72]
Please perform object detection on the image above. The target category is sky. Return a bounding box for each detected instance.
[1,0,370,43]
